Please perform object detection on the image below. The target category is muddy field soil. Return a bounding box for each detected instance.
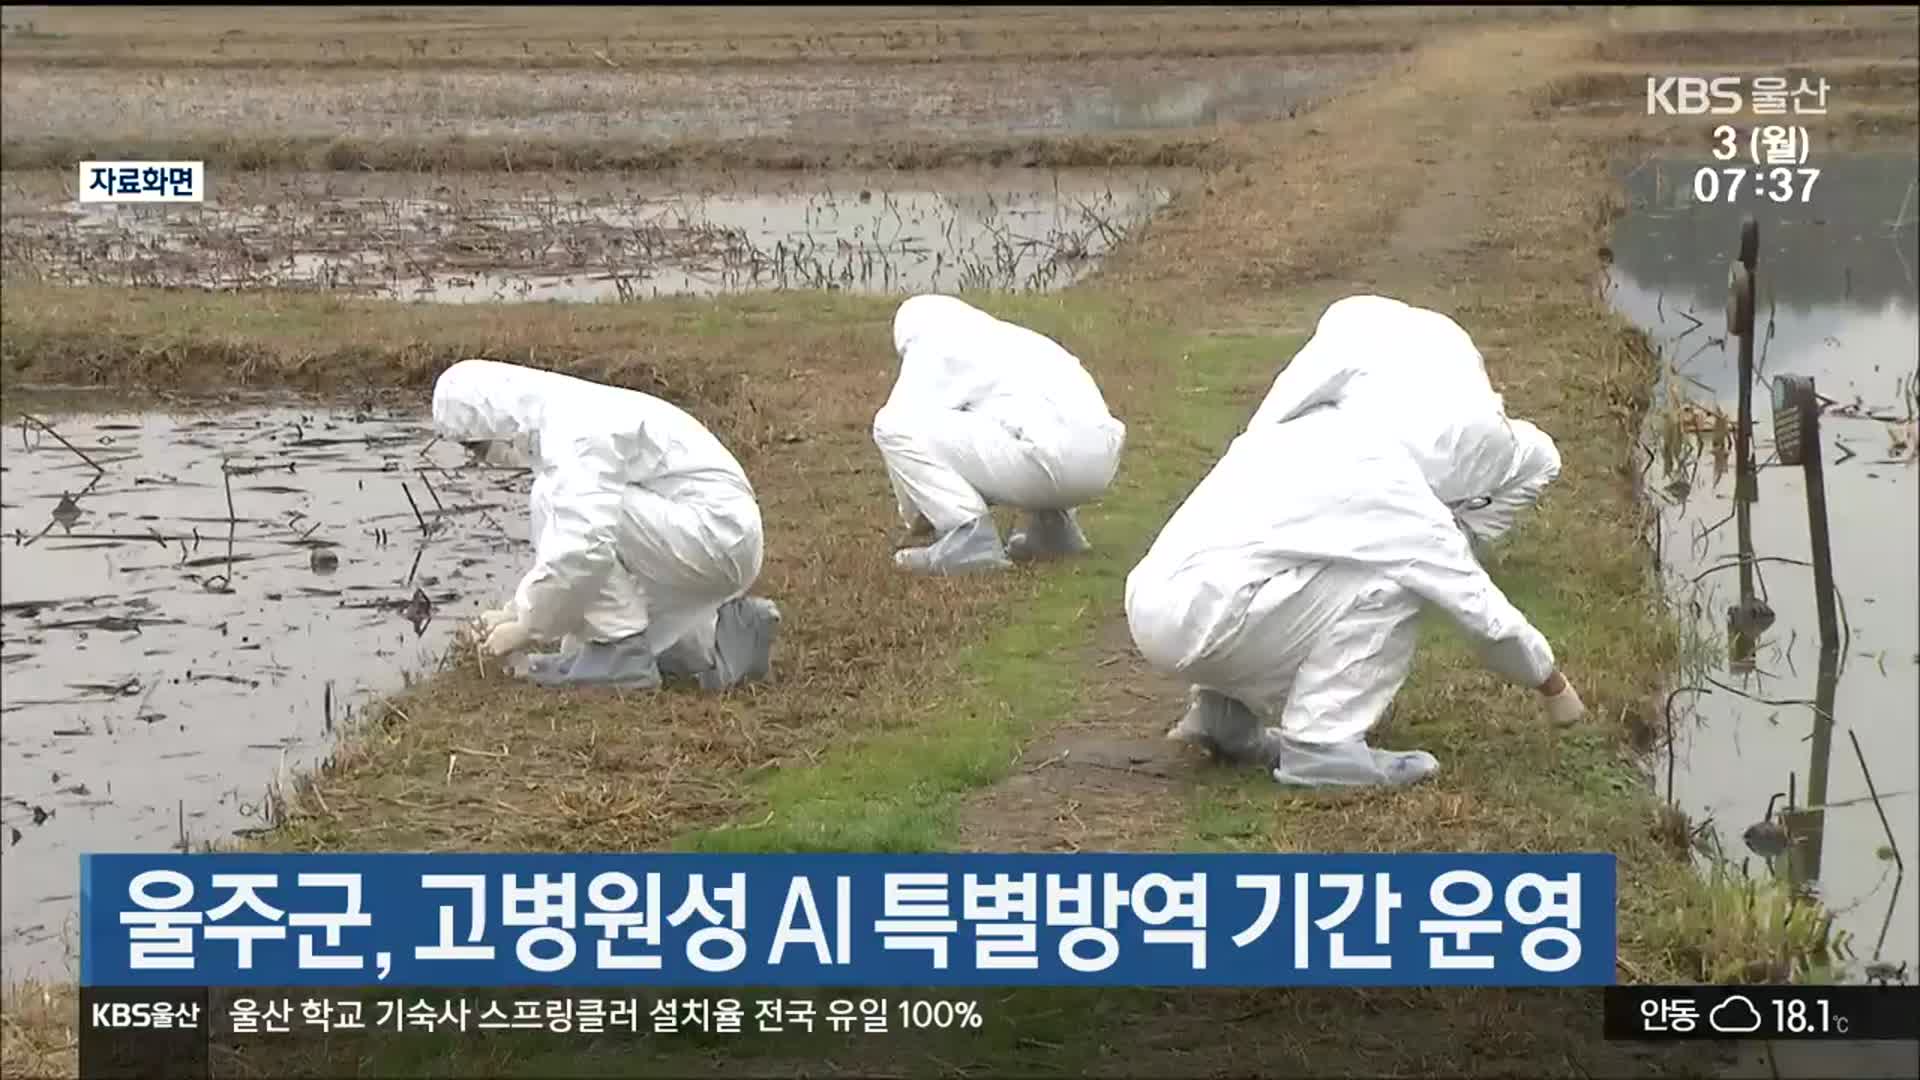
[0,167,1190,299]
[0,54,1377,143]
[0,399,531,981]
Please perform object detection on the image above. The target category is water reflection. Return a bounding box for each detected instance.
[0,403,530,982]
[1061,68,1333,132]
[1607,154,1918,979]
[3,168,1184,301]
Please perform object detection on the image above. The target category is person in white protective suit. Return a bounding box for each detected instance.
[1125,399,1588,789]
[431,359,781,691]
[1246,295,1564,549]
[872,295,1127,574]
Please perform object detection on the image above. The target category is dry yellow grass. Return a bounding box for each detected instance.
[0,5,1567,70]
[0,983,74,1080]
[0,131,1235,173]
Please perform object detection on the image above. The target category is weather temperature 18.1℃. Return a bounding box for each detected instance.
[1604,985,1920,1042]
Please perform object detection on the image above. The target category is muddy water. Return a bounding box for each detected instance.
[0,399,530,981]
[1053,65,1336,132]
[0,56,1369,142]
[1,167,1186,300]
[1608,154,1918,983]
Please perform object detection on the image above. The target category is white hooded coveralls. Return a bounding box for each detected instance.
[431,360,763,662]
[873,295,1126,534]
[1249,295,1562,544]
[1125,404,1558,749]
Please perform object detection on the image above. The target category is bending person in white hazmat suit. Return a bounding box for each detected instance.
[1248,295,1564,550]
[432,359,780,691]
[1125,399,1586,789]
[873,295,1127,574]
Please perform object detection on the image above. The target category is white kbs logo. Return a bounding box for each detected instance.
[1645,76,1742,115]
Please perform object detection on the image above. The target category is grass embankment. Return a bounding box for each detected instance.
[0,284,1161,861]
[0,132,1235,174]
[0,5,1560,71]
[8,4,1916,1077]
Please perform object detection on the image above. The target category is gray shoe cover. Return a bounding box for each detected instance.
[656,634,715,680]
[697,596,782,692]
[893,515,1011,575]
[1166,688,1282,766]
[1007,508,1092,562]
[524,650,578,680]
[526,632,662,690]
[1270,735,1439,789]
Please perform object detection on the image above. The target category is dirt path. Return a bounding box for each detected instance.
[956,616,1197,852]
[955,23,1520,856]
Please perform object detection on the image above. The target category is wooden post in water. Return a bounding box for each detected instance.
[1770,372,1842,890]
[1735,220,1758,657]
[1735,215,1758,661]
[1736,216,1760,509]
[1788,658,1840,887]
[1728,263,1756,598]
[1771,374,1842,650]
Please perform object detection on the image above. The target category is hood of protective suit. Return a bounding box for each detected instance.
[1248,297,1493,421]
[892,294,995,359]
[1453,417,1561,543]
[886,294,1120,439]
[432,359,562,448]
[431,359,752,490]
[1426,408,1528,510]
[1249,295,1522,509]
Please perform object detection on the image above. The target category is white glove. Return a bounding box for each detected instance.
[483,620,534,657]
[478,606,516,631]
[1544,680,1587,727]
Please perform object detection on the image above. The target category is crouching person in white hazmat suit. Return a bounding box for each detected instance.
[1248,295,1564,552]
[1124,401,1587,789]
[432,359,780,691]
[873,295,1126,574]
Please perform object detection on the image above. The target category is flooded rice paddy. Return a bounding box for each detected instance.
[1,167,1190,299]
[0,56,1372,142]
[1608,154,1918,982]
[0,399,531,980]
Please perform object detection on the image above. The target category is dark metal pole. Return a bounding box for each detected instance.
[1729,259,1758,611]
[1769,373,1841,650]
[1736,323,1757,505]
[1786,654,1840,889]
[1769,372,1842,891]
[1725,219,1773,670]
[1799,394,1841,652]
[1735,217,1760,509]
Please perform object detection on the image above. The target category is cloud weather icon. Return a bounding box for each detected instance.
[1709,995,1765,1035]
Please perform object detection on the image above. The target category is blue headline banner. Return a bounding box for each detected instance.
[81,853,1615,988]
